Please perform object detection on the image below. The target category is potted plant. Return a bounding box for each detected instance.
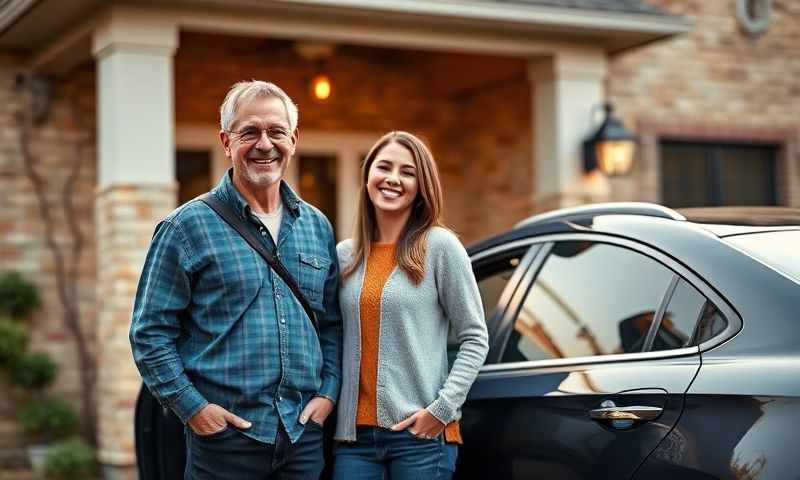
[0,271,94,475]
[16,397,79,474]
[43,437,95,479]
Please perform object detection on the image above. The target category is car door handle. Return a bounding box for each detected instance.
[589,405,663,421]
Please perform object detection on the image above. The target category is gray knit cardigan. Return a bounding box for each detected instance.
[334,227,489,442]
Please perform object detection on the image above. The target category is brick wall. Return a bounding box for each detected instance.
[609,0,800,205]
[0,55,96,415]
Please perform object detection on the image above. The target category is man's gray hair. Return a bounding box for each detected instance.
[219,80,299,132]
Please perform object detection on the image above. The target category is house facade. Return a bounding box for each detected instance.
[0,0,797,477]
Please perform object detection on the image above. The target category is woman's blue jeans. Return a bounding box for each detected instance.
[332,426,458,480]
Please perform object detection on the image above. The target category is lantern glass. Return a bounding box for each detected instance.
[595,140,635,176]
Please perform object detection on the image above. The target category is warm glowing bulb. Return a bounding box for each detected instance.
[312,75,331,101]
[596,141,634,175]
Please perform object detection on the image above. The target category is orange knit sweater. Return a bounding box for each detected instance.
[356,243,462,443]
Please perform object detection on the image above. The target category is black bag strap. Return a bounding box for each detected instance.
[199,193,319,335]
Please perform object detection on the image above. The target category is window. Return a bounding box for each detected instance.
[660,141,778,208]
[501,241,675,363]
[694,302,727,344]
[297,154,338,237]
[475,251,525,324]
[650,279,706,352]
[176,150,212,205]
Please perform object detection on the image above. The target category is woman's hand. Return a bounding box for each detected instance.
[391,409,445,440]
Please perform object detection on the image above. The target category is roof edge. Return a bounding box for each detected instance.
[0,0,39,36]
[276,0,692,35]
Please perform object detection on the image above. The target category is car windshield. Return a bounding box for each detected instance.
[726,230,800,283]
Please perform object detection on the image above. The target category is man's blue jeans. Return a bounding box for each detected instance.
[184,421,324,479]
[332,426,458,480]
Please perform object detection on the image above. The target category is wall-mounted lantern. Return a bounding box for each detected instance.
[310,73,332,102]
[294,42,335,103]
[583,103,636,176]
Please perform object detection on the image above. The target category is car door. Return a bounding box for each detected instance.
[457,234,703,480]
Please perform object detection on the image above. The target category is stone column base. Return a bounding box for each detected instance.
[95,183,176,474]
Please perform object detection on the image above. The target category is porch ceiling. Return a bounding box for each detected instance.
[1,0,689,58]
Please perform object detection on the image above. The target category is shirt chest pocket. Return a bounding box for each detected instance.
[297,252,331,308]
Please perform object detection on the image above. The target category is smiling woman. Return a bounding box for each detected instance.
[333,131,489,480]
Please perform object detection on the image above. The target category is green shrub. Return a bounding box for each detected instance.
[9,351,57,390]
[18,398,79,440]
[0,317,28,365]
[0,271,40,318]
[44,437,95,480]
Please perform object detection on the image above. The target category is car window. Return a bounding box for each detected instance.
[477,261,518,323]
[694,301,727,344]
[501,241,674,363]
[650,279,705,351]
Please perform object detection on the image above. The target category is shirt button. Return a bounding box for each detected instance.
[280,317,286,324]
[277,395,283,402]
[260,230,267,237]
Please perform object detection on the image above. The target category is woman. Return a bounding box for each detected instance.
[333,131,489,479]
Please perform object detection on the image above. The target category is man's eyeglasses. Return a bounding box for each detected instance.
[224,127,290,144]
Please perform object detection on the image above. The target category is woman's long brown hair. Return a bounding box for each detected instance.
[341,131,445,285]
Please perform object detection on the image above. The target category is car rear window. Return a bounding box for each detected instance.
[726,230,800,283]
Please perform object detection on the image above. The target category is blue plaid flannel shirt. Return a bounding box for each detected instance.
[130,170,342,444]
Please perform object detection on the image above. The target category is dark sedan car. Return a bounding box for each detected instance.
[136,202,800,479]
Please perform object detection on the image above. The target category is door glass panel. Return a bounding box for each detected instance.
[476,253,524,323]
[501,241,674,363]
[695,302,728,344]
[176,150,211,205]
[651,279,705,352]
[298,154,338,237]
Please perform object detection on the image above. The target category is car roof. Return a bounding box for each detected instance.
[468,203,800,255]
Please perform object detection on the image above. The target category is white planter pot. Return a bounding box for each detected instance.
[27,444,51,476]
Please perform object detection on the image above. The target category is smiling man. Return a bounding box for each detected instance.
[130,81,342,479]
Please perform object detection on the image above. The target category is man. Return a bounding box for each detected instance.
[130,80,342,479]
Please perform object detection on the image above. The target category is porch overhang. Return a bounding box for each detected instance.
[0,0,689,76]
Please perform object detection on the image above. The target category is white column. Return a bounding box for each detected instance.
[528,49,610,211]
[93,9,178,187]
[92,9,178,477]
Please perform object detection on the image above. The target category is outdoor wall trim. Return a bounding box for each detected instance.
[0,0,36,36]
[91,8,179,58]
[173,7,565,56]
[30,15,96,75]
[275,0,691,35]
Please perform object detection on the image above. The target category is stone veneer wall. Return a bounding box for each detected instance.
[0,55,96,414]
[608,0,800,205]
